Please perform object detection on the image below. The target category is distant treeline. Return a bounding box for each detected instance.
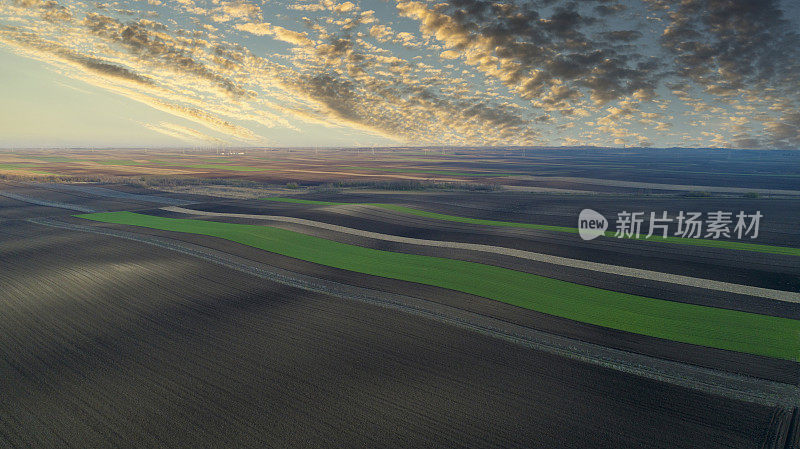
[125,176,500,192]
[318,180,501,191]
[1,172,502,192]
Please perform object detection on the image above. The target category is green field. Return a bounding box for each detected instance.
[263,197,800,257]
[76,211,800,361]
[0,163,59,175]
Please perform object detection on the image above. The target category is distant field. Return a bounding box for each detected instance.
[339,166,516,177]
[22,155,81,163]
[6,157,273,172]
[0,163,59,176]
[263,197,800,257]
[91,159,152,166]
[3,149,800,191]
[167,163,270,172]
[148,160,272,171]
[76,211,800,361]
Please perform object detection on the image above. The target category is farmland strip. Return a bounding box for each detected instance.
[0,191,97,213]
[74,211,800,361]
[34,183,195,206]
[263,197,800,257]
[505,176,800,195]
[161,206,800,303]
[27,217,800,405]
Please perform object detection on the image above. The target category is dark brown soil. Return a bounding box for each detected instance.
[65,215,800,384]
[0,221,793,448]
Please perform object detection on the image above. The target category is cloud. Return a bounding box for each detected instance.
[234,22,313,46]
[652,0,800,146]
[656,0,799,91]
[764,112,800,148]
[143,121,227,143]
[82,13,250,99]
[601,30,642,42]
[396,0,660,110]
[87,77,261,140]
[211,0,262,23]
[0,26,155,87]
[1,0,798,148]
[369,24,392,42]
[11,0,72,22]
[0,24,261,140]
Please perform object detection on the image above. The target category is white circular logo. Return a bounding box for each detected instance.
[578,209,607,241]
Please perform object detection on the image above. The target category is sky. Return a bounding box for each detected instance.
[0,0,798,149]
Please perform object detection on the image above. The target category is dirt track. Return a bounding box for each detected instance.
[0,190,98,212]
[184,200,800,295]
[161,206,800,303]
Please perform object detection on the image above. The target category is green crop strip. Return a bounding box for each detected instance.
[76,211,800,361]
[0,164,59,175]
[263,197,800,257]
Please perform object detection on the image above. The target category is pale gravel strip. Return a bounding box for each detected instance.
[506,175,800,195]
[163,206,800,303]
[0,191,97,213]
[26,217,800,407]
[33,183,195,206]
